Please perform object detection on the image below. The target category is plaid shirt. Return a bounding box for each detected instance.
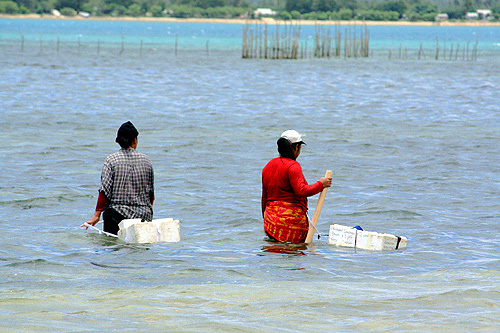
[99,148,154,221]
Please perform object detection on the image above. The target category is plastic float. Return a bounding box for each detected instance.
[328,224,407,250]
[117,218,181,244]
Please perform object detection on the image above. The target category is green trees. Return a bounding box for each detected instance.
[357,9,400,21]
[313,0,340,12]
[285,0,312,13]
[59,6,75,14]
[463,0,476,13]
[57,0,83,11]
[493,2,500,16]
[2,0,500,20]
[441,4,463,19]
[0,1,20,13]
[282,0,436,21]
[406,0,438,21]
[374,0,407,18]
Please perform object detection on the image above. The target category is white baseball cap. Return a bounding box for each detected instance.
[281,130,306,144]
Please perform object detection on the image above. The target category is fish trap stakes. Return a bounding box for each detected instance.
[328,224,407,251]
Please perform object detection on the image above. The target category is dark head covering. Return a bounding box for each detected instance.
[116,121,139,148]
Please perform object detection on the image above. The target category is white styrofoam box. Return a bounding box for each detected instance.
[328,224,357,247]
[328,224,407,250]
[117,218,180,244]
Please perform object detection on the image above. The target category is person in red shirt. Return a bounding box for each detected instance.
[262,130,332,243]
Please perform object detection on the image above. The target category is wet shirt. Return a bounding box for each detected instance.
[99,148,154,221]
[262,156,323,214]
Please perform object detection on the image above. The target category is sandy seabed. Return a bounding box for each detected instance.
[2,13,500,26]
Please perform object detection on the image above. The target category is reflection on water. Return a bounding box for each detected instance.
[260,244,308,256]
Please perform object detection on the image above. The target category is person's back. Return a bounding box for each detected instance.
[101,147,154,222]
[83,121,155,235]
[261,130,331,243]
[262,156,309,212]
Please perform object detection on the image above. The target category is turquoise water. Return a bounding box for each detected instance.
[0,19,499,331]
[1,18,499,53]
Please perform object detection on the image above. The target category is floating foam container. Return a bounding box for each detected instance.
[117,218,180,244]
[328,224,407,250]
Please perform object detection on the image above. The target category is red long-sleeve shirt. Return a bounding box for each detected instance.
[261,157,323,215]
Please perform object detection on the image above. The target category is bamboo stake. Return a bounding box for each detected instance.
[305,170,333,244]
[435,36,439,60]
[259,23,262,58]
[242,23,248,58]
[473,37,478,61]
[338,26,342,57]
[344,26,347,58]
[443,38,446,60]
[120,34,124,54]
[175,34,178,56]
[264,23,268,59]
[353,23,357,58]
[367,26,370,57]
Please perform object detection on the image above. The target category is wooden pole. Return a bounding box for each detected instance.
[119,34,124,55]
[435,36,439,60]
[175,34,178,56]
[305,170,332,244]
[242,23,248,58]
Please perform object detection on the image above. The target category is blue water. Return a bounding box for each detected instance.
[2,18,499,53]
[0,18,499,331]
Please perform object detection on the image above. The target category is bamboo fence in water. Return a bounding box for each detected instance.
[389,37,479,61]
[242,20,370,59]
[12,27,478,61]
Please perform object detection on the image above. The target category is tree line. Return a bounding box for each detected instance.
[1,0,499,21]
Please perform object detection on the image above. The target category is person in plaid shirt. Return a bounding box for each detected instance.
[83,121,155,235]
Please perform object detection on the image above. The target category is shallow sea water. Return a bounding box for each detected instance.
[0,20,499,331]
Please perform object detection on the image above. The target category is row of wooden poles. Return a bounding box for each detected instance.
[242,21,370,59]
[389,37,479,61]
[17,34,211,56]
[14,29,478,61]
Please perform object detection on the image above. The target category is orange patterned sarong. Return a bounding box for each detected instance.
[264,201,308,244]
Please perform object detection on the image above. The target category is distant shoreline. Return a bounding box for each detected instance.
[2,14,500,27]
